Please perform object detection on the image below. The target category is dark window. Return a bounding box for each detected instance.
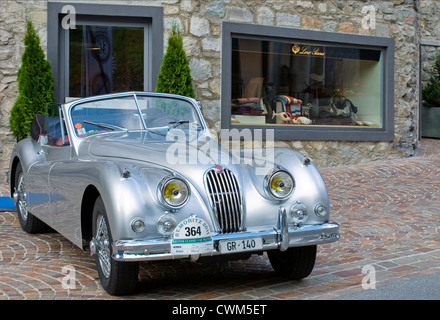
[69,25,145,97]
[47,3,163,103]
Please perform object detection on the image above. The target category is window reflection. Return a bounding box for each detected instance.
[231,38,383,128]
[69,25,144,97]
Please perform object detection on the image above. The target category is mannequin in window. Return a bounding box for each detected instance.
[329,89,358,119]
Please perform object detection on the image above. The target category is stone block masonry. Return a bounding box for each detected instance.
[0,0,438,174]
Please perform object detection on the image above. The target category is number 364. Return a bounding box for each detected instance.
[185,226,202,237]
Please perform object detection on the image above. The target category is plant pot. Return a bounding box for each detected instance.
[421,106,440,138]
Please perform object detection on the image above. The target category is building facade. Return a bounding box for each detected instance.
[1,0,439,175]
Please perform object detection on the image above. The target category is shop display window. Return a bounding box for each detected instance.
[231,38,382,128]
[222,23,395,141]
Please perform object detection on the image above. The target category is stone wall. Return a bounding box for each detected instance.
[420,0,440,88]
[0,0,434,175]
[0,0,48,177]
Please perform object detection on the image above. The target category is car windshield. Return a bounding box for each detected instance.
[70,94,202,138]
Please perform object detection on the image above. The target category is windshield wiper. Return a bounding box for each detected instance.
[168,120,190,130]
[168,120,203,131]
[83,120,128,132]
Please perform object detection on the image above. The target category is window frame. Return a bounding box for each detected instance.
[48,2,163,103]
[221,22,395,141]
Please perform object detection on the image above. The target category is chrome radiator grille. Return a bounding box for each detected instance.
[205,168,243,234]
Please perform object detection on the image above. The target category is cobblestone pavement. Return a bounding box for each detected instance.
[0,139,439,300]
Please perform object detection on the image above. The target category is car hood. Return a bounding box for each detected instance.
[87,132,235,169]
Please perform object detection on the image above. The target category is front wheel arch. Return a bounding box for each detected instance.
[80,185,100,249]
[10,157,21,197]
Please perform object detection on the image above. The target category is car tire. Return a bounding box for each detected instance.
[14,163,50,234]
[268,245,317,280]
[92,196,139,296]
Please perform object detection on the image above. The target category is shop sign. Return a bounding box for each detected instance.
[292,43,325,56]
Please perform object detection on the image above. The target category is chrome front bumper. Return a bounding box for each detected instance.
[110,221,339,262]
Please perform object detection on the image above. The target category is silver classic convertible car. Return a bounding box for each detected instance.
[8,92,339,295]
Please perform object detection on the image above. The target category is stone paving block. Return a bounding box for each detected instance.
[0,138,440,300]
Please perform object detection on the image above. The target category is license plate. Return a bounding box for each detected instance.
[219,238,263,253]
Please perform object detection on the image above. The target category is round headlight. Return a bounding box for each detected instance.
[267,170,295,199]
[160,177,190,208]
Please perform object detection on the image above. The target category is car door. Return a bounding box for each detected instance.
[26,104,72,228]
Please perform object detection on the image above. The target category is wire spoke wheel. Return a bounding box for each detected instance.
[95,213,112,279]
[13,163,49,234]
[92,196,139,295]
[16,172,28,221]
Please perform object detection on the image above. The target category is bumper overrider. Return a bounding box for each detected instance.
[109,209,339,262]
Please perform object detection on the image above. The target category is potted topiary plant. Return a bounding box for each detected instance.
[155,24,196,99]
[422,52,440,138]
[9,20,55,141]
